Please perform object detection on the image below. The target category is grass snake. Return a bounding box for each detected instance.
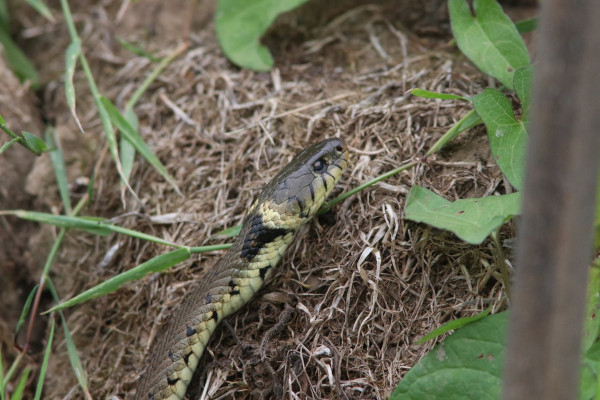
[135,138,349,399]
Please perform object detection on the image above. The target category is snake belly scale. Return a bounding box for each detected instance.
[136,138,348,400]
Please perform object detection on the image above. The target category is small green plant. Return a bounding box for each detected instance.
[392,1,600,399]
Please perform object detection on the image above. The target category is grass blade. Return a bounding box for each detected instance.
[24,0,54,21]
[101,96,181,195]
[46,279,92,400]
[45,127,71,213]
[0,348,5,400]
[14,285,38,335]
[409,88,470,101]
[46,247,191,313]
[33,318,55,400]
[417,307,492,344]
[9,367,30,400]
[64,40,84,133]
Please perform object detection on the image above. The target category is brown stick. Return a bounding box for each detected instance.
[501,0,600,399]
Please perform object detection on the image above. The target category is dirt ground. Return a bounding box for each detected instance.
[0,0,535,399]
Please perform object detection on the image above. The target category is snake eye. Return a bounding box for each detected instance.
[313,159,325,172]
[335,144,343,152]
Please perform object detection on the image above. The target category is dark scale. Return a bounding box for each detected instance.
[205,294,212,304]
[183,351,192,365]
[167,376,180,386]
[241,214,290,260]
[259,265,271,280]
[308,181,316,202]
[186,325,196,337]
[168,349,175,362]
[211,311,219,321]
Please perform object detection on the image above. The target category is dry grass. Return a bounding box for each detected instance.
[0,0,530,398]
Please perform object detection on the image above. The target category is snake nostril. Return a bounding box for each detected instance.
[335,145,343,152]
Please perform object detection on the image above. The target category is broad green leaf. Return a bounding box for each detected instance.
[409,88,470,101]
[391,312,508,400]
[0,29,39,87]
[65,40,84,133]
[449,0,530,89]
[46,248,191,312]
[101,96,181,194]
[46,127,71,213]
[580,340,600,400]
[22,131,48,153]
[584,268,600,353]
[34,318,54,400]
[0,137,20,153]
[514,65,533,121]
[216,0,308,71]
[473,88,527,191]
[417,307,492,344]
[404,186,521,244]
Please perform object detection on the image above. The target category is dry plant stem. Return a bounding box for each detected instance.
[124,42,190,111]
[502,0,600,398]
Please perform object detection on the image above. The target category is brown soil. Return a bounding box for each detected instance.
[0,0,535,399]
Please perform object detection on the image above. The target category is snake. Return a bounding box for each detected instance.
[135,138,349,400]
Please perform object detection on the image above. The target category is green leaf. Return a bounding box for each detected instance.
[0,113,5,124]
[33,318,54,400]
[65,39,84,133]
[404,186,521,244]
[515,17,537,34]
[22,131,48,154]
[417,307,492,344]
[120,108,138,185]
[473,88,527,191]
[215,0,308,71]
[427,109,482,155]
[211,224,242,239]
[15,284,38,335]
[584,268,600,353]
[3,210,179,247]
[46,127,71,213]
[10,367,30,400]
[116,36,161,62]
[449,0,530,89]
[580,340,600,400]
[45,279,90,396]
[409,88,470,101]
[0,137,21,153]
[0,347,5,400]
[391,312,508,400]
[25,0,54,21]
[514,65,533,122]
[0,28,40,87]
[46,248,191,313]
[101,96,181,194]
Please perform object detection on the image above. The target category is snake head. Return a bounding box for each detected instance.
[255,138,349,229]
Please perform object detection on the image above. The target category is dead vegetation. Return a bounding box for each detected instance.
[0,0,532,398]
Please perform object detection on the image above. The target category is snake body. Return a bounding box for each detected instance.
[136,138,348,400]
